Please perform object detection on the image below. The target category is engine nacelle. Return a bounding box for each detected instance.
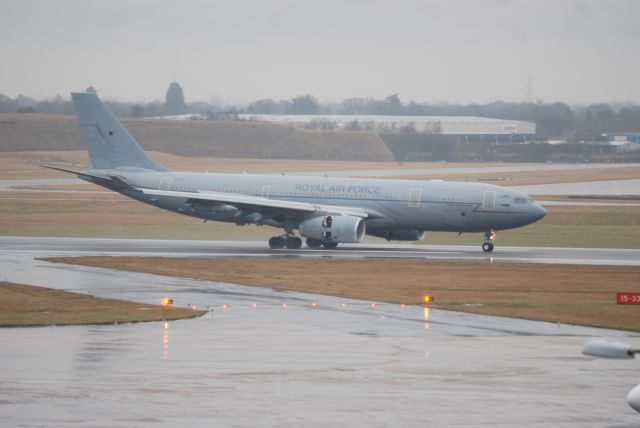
[299,215,366,244]
[369,229,426,241]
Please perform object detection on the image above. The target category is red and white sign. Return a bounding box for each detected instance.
[617,292,640,305]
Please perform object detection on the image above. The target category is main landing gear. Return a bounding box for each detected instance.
[482,229,496,252]
[306,238,338,249]
[268,235,339,250]
[268,235,302,249]
[305,238,322,248]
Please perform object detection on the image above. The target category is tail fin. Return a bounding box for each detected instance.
[71,92,168,171]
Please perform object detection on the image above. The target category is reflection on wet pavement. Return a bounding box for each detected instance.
[1,246,640,426]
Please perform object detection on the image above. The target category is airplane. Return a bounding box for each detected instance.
[45,92,546,252]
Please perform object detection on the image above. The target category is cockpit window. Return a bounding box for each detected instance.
[514,197,528,204]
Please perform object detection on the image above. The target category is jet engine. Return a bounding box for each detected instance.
[299,215,365,243]
[369,229,426,241]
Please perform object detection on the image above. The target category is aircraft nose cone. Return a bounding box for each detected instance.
[532,203,546,222]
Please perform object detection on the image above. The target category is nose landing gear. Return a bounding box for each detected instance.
[482,229,496,252]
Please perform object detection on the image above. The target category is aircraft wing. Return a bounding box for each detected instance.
[140,188,370,218]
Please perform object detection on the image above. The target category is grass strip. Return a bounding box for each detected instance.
[0,281,205,327]
[42,257,640,332]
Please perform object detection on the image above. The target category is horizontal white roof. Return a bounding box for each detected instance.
[238,114,536,135]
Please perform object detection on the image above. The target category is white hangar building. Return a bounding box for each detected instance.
[238,114,536,136]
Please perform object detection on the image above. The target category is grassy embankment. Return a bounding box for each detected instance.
[0,281,205,327]
[0,113,394,161]
[43,257,640,332]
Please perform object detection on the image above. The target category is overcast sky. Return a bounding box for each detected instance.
[1,0,639,105]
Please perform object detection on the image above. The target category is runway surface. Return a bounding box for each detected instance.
[1,238,640,427]
[514,179,640,196]
[2,236,639,266]
[289,163,640,177]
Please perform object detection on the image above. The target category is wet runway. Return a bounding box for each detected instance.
[2,236,639,266]
[1,242,640,427]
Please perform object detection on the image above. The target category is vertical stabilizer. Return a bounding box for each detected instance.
[71,92,167,171]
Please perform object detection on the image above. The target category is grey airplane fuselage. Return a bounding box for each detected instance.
[95,169,546,235]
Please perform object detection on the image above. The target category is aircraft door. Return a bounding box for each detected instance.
[482,191,496,211]
[408,188,422,208]
[261,184,271,198]
[159,177,173,190]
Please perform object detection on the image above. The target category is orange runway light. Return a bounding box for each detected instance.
[162,298,173,307]
[423,295,434,304]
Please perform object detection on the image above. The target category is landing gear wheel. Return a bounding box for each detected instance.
[482,229,496,253]
[306,238,323,249]
[322,242,338,249]
[268,236,286,249]
[286,237,303,249]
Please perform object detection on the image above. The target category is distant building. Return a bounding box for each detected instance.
[238,114,536,137]
[605,134,640,152]
[607,134,640,143]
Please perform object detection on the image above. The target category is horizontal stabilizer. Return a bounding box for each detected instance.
[42,163,109,182]
[42,163,138,192]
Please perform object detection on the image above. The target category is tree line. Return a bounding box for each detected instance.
[1,90,638,141]
[247,94,640,141]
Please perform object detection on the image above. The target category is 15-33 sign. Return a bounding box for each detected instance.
[617,292,640,305]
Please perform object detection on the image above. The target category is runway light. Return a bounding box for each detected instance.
[423,295,434,304]
[251,303,257,309]
[163,321,169,330]
[341,303,347,308]
[222,304,228,310]
[282,302,287,308]
[371,303,376,309]
[400,303,406,309]
[162,298,173,307]
[311,302,317,308]
[191,305,197,310]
